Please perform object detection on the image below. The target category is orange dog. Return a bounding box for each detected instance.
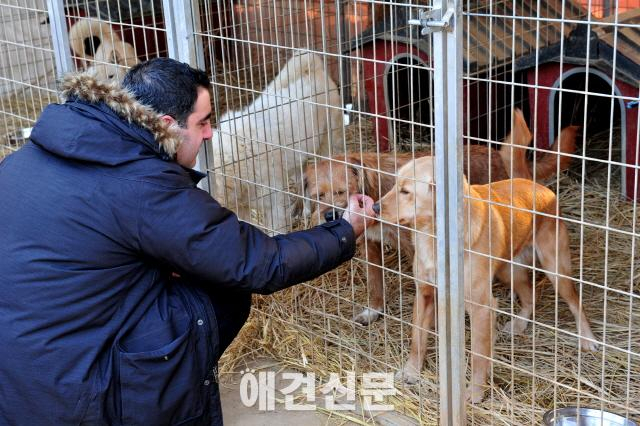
[303,109,577,326]
[374,156,597,402]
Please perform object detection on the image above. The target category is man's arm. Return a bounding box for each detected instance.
[134,184,360,294]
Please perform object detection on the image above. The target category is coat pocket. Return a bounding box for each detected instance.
[117,318,206,425]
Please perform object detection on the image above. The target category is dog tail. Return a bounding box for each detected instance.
[499,109,577,181]
[68,19,118,60]
[499,108,533,179]
[531,125,578,181]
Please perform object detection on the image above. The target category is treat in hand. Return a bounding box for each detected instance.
[342,194,376,238]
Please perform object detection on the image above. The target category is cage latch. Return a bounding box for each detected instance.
[408,7,455,35]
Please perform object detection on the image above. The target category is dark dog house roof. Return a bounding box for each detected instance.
[347,0,639,83]
[515,8,640,85]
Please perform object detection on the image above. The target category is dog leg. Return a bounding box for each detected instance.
[270,186,291,234]
[396,283,436,384]
[354,239,384,325]
[467,287,496,404]
[497,261,534,335]
[263,161,290,235]
[536,219,598,352]
[327,103,344,156]
[464,253,496,404]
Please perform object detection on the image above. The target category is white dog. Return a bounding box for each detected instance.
[212,52,343,233]
[68,19,138,81]
[91,39,139,81]
[69,20,113,67]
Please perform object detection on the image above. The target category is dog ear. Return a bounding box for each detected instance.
[346,155,366,195]
[302,159,315,195]
[348,165,362,193]
[348,155,378,198]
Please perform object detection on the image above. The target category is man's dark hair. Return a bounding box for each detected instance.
[123,57,210,126]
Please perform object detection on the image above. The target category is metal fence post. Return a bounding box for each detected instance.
[163,0,210,192]
[164,0,206,66]
[432,0,465,424]
[47,0,73,78]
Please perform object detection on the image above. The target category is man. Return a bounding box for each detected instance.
[0,58,374,425]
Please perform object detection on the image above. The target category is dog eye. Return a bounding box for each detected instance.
[336,190,345,196]
[400,189,409,194]
[318,192,325,199]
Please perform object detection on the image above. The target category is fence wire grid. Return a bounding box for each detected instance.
[1,0,639,424]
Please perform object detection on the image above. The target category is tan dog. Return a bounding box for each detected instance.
[303,109,577,325]
[375,156,598,402]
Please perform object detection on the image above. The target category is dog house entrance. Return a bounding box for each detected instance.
[385,55,433,149]
[552,69,624,189]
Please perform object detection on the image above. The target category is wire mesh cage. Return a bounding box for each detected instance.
[0,0,56,158]
[0,0,639,424]
[204,0,639,423]
[203,0,445,420]
[64,0,166,78]
[0,0,169,158]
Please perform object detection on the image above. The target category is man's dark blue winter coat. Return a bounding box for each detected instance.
[0,73,355,425]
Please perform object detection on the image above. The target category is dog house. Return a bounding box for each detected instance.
[348,1,640,198]
[516,9,640,199]
[347,0,584,149]
[346,7,431,151]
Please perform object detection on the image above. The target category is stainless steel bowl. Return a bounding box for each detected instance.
[544,407,637,426]
[6,127,32,147]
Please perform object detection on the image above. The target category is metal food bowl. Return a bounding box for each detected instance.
[544,407,637,426]
[6,127,32,147]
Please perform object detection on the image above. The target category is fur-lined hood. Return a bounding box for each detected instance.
[59,72,182,157]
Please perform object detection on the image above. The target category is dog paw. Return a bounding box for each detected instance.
[353,308,380,326]
[465,385,486,404]
[395,367,420,384]
[501,318,528,335]
[579,338,599,352]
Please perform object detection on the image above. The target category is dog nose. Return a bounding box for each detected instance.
[324,209,342,222]
[372,202,380,215]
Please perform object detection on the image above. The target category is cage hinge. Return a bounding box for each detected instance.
[408,7,455,35]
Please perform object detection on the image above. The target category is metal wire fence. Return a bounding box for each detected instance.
[1,0,638,424]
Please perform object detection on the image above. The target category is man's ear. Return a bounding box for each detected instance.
[160,115,177,127]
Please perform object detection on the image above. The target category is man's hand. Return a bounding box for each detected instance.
[341,194,376,238]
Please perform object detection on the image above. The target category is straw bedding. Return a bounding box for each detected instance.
[0,86,54,160]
